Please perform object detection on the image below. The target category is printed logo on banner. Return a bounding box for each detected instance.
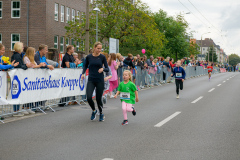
[11,75,21,99]
[79,74,85,91]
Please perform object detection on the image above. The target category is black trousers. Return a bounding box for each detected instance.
[86,81,104,114]
[163,72,166,81]
[175,79,183,95]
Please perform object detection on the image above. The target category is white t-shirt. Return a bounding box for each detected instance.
[24,57,36,68]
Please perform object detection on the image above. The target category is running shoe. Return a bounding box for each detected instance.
[132,107,136,116]
[110,95,114,99]
[176,95,179,99]
[122,120,128,125]
[99,114,105,122]
[96,110,100,116]
[91,110,97,120]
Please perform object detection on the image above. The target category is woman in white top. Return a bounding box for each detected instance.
[23,47,46,68]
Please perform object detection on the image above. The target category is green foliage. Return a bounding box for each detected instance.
[229,54,240,66]
[205,45,218,62]
[189,41,200,58]
[153,10,190,60]
[65,0,165,57]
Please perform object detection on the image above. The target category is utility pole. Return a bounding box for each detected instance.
[85,0,90,55]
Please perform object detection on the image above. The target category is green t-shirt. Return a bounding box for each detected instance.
[118,81,137,104]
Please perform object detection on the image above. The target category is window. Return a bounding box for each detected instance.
[71,39,75,46]
[11,34,20,50]
[55,3,58,21]
[77,11,80,20]
[72,9,75,22]
[66,37,69,48]
[0,34,2,43]
[11,1,20,18]
[54,36,58,49]
[0,1,2,18]
[66,7,70,22]
[76,41,79,51]
[61,5,64,22]
[60,37,64,53]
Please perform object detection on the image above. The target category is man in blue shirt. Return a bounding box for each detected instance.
[34,44,54,70]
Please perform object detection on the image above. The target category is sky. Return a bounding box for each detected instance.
[141,0,240,55]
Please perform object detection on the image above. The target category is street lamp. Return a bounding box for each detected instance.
[93,5,100,42]
[201,32,211,60]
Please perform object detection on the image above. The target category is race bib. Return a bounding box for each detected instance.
[120,92,130,100]
[208,68,212,71]
[176,73,182,78]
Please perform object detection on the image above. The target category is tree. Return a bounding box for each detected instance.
[65,0,165,57]
[205,45,217,62]
[189,41,200,59]
[153,10,190,60]
[229,54,240,66]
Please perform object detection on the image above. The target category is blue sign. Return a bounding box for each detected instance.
[11,75,21,99]
[79,74,85,91]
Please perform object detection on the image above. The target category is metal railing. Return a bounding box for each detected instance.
[0,66,219,123]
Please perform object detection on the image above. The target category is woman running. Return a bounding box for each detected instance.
[81,42,109,122]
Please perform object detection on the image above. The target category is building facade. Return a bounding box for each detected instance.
[196,38,217,61]
[0,0,86,53]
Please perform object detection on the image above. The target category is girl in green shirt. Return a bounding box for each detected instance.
[114,70,139,125]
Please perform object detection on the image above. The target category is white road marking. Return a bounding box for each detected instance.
[217,84,221,86]
[223,81,226,83]
[191,96,203,103]
[154,112,181,127]
[103,158,114,160]
[208,88,215,92]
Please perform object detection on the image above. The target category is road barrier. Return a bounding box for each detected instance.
[0,66,220,123]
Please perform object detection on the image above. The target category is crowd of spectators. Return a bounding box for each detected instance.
[0,41,235,117]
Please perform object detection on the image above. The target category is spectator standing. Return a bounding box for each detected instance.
[0,43,5,64]
[108,53,119,98]
[11,42,28,70]
[11,42,28,116]
[73,52,82,67]
[34,44,54,70]
[0,44,19,70]
[24,47,46,69]
[123,54,134,69]
[118,56,124,82]
[21,46,28,58]
[61,45,77,68]
[146,55,155,68]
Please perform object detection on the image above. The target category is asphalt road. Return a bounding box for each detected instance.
[0,72,240,160]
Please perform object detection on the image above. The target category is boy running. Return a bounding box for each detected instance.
[171,60,186,99]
